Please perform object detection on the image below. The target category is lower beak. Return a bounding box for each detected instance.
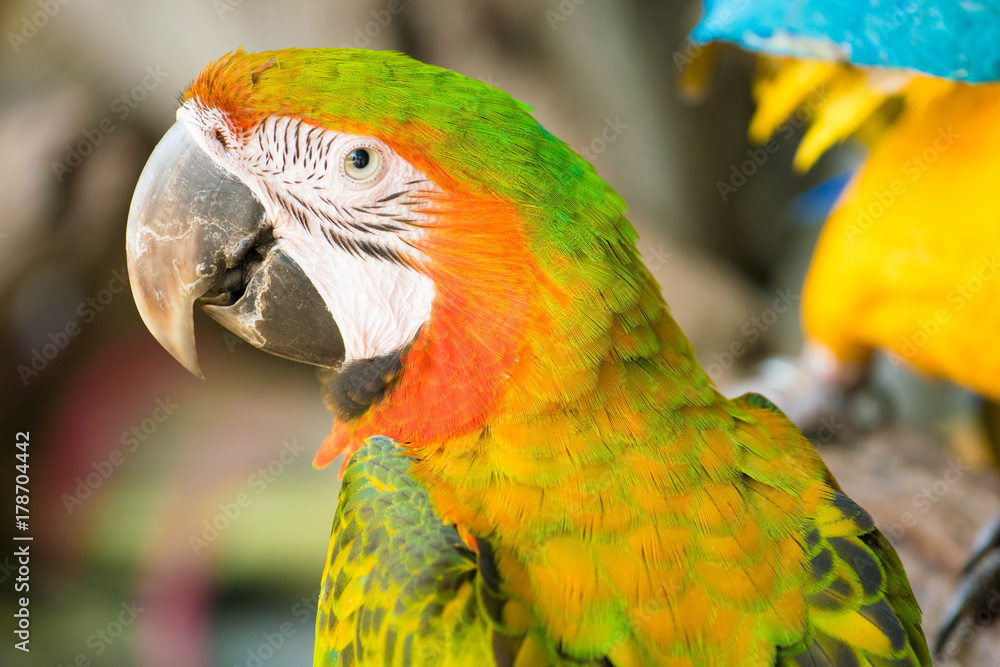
[126,120,345,377]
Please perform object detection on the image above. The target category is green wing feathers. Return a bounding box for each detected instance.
[737,393,931,667]
[315,437,608,667]
[314,436,492,667]
[778,495,930,666]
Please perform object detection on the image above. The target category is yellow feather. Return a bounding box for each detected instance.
[625,524,693,565]
[607,637,648,667]
[750,58,840,143]
[813,607,895,656]
[696,555,780,607]
[693,482,747,532]
[697,513,765,565]
[512,634,551,667]
[794,69,903,171]
[594,542,648,603]
[760,587,808,645]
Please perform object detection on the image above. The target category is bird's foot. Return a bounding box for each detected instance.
[936,512,1000,660]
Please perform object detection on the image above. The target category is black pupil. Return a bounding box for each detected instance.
[351,149,370,170]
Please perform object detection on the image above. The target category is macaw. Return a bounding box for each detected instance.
[689,0,1000,653]
[125,48,931,666]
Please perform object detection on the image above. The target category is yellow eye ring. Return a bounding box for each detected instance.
[342,145,383,185]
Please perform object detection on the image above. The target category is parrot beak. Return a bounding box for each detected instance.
[126,120,345,377]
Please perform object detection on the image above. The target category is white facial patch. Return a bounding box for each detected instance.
[176,102,437,362]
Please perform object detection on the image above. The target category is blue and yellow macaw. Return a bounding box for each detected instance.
[690,0,1000,654]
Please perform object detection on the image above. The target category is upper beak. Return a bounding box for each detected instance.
[126,120,345,377]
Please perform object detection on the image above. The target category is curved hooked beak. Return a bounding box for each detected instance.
[126,121,345,377]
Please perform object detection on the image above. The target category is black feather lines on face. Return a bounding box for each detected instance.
[253,116,431,267]
[277,182,430,267]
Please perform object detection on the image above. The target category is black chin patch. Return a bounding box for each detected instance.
[322,346,407,421]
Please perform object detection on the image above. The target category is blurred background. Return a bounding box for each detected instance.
[1,1,997,665]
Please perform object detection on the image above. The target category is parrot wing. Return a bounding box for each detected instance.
[737,393,931,667]
[316,436,582,667]
[691,0,1000,82]
[314,435,493,666]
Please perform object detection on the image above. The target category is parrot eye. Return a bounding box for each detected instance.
[341,145,384,186]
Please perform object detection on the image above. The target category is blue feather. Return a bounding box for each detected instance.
[691,0,1000,82]
[790,170,855,225]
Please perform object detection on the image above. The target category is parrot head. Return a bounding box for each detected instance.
[128,48,641,465]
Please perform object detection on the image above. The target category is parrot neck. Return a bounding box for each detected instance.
[313,194,727,528]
